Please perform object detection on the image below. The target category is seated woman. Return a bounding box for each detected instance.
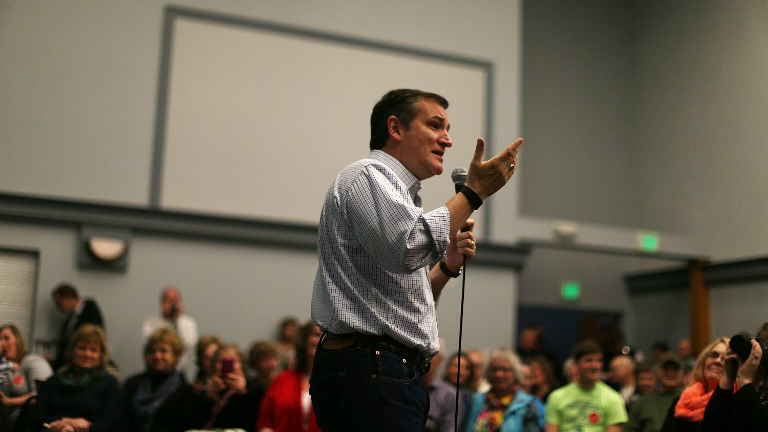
[247,341,280,394]
[527,355,557,404]
[200,343,261,430]
[660,337,728,432]
[0,324,54,431]
[464,349,544,432]
[702,337,768,432]
[30,324,124,432]
[124,327,199,432]
[257,320,322,432]
[444,351,476,430]
[193,335,221,393]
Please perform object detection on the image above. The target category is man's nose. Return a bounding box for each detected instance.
[439,133,452,147]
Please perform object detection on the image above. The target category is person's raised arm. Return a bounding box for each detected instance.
[432,137,522,288]
[444,138,522,239]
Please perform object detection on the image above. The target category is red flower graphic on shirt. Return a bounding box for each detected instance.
[589,411,600,424]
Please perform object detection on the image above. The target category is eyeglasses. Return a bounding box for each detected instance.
[707,351,726,361]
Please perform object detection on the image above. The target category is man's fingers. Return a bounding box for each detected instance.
[486,138,523,167]
[472,138,486,165]
[512,137,524,151]
[503,138,524,161]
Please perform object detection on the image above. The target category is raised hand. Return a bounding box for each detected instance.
[465,138,523,199]
[737,339,763,386]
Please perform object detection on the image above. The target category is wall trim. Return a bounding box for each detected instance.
[625,257,768,294]
[518,238,706,262]
[0,192,529,269]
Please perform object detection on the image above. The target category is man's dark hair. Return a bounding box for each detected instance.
[248,340,278,371]
[572,339,602,361]
[369,89,449,150]
[651,340,669,352]
[52,282,79,299]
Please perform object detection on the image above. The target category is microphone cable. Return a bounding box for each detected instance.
[454,253,467,432]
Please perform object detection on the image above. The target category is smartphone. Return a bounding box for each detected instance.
[220,358,234,378]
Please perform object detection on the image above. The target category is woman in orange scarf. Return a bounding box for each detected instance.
[660,337,728,432]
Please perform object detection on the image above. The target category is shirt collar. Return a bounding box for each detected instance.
[73,300,85,316]
[370,150,422,196]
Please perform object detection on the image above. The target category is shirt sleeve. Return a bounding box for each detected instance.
[22,355,53,389]
[256,383,278,429]
[731,383,768,431]
[436,387,457,432]
[624,397,643,432]
[344,165,450,273]
[604,390,629,425]
[545,390,561,425]
[180,316,199,351]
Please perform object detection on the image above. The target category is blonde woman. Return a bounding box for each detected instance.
[124,327,198,432]
[0,324,53,430]
[660,337,728,432]
[31,324,124,432]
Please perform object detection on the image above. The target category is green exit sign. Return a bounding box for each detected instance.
[561,281,581,301]
[638,232,660,253]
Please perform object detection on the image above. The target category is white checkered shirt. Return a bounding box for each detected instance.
[311,150,451,357]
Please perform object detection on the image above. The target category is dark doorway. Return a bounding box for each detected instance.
[517,304,624,373]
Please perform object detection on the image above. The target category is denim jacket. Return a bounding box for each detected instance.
[464,389,544,432]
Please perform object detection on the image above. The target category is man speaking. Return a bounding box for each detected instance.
[310,89,522,432]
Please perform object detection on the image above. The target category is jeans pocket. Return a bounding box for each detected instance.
[375,350,418,383]
[310,371,347,431]
[310,351,349,431]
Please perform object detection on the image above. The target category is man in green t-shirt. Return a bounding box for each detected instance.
[546,340,627,432]
[624,354,683,432]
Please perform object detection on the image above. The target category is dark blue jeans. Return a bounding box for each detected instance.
[310,343,430,432]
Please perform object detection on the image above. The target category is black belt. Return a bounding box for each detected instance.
[319,331,432,374]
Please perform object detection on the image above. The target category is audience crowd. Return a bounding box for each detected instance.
[1,282,767,432]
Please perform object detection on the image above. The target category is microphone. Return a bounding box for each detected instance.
[449,166,470,432]
[451,168,467,193]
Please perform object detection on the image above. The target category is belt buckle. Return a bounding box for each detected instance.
[420,357,431,374]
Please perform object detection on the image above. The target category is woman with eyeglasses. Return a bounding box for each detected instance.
[464,349,544,432]
[660,337,728,432]
[701,337,768,431]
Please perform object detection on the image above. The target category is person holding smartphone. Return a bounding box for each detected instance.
[200,344,262,431]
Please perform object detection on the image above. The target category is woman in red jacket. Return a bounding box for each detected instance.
[258,320,322,432]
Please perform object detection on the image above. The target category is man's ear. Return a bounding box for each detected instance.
[387,115,403,143]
